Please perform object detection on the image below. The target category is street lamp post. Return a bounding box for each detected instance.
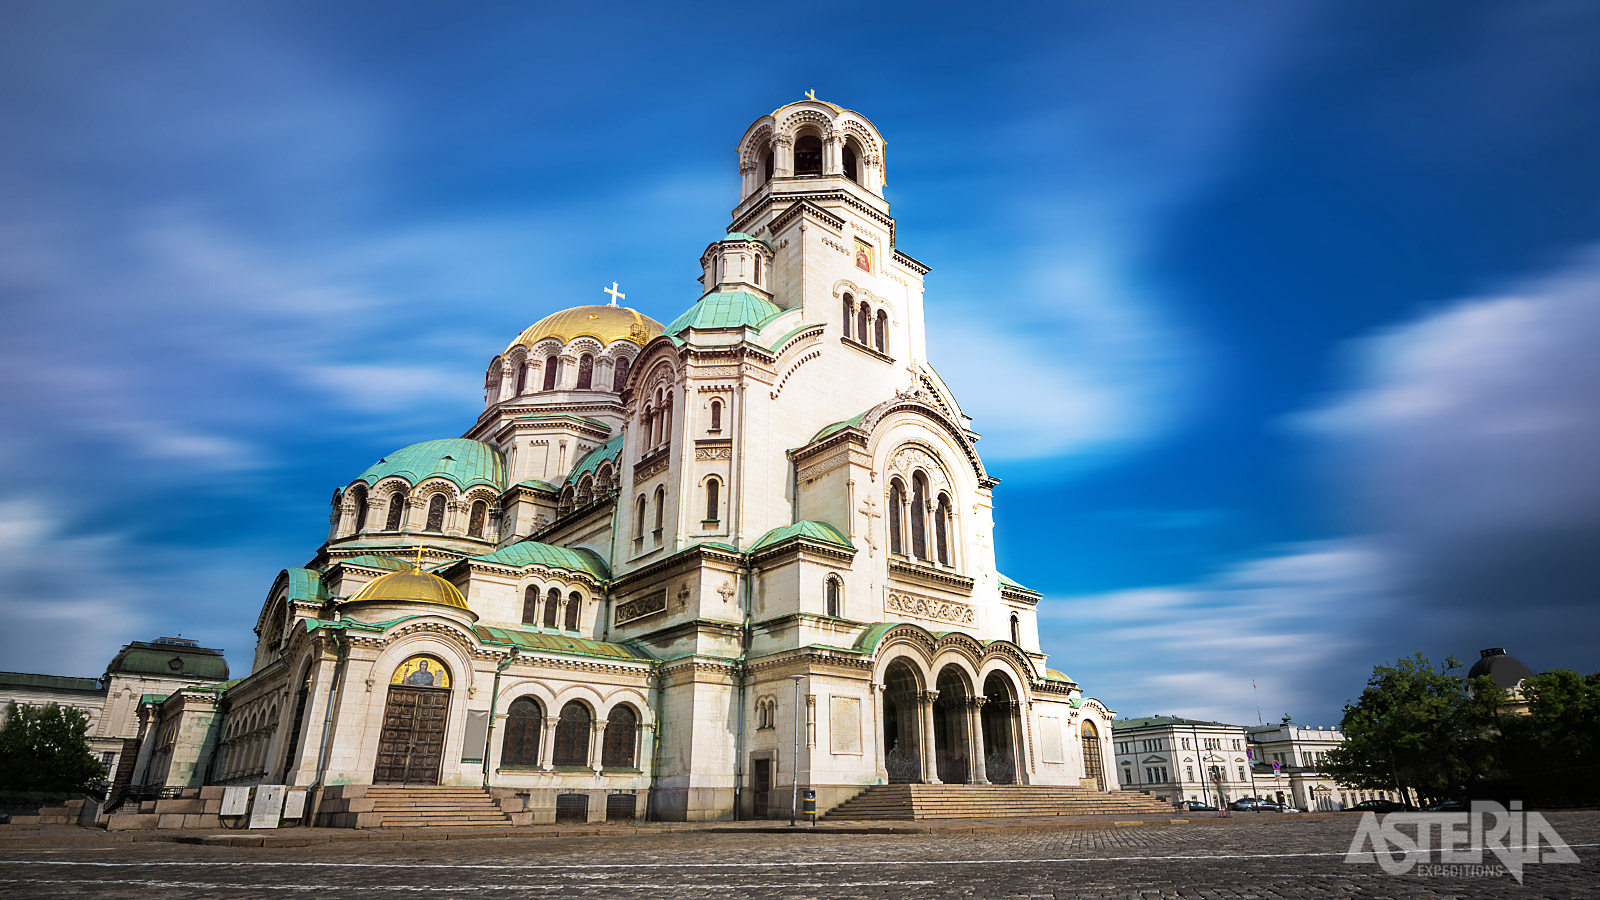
[789,674,804,827]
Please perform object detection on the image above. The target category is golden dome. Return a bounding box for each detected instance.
[347,570,469,611]
[511,305,665,351]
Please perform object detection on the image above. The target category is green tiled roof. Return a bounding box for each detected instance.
[473,626,652,662]
[511,413,612,431]
[809,410,869,444]
[665,291,784,337]
[999,573,1041,595]
[357,439,506,491]
[106,640,229,681]
[284,568,327,602]
[566,434,624,485]
[852,622,900,654]
[719,232,772,249]
[750,520,854,552]
[330,554,409,573]
[469,541,611,581]
[515,479,559,493]
[0,671,104,694]
[1112,715,1236,730]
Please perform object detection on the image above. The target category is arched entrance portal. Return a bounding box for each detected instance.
[881,660,922,783]
[933,666,974,784]
[374,655,452,785]
[1081,719,1104,790]
[980,672,1022,784]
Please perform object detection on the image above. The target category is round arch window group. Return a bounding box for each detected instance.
[335,482,495,543]
[842,292,889,355]
[879,655,1026,786]
[886,470,955,567]
[500,696,642,770]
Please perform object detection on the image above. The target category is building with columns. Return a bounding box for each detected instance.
[111,95,1118,824]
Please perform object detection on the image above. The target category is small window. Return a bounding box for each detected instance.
[612,356,631,392]
[857,305,870,343]
[515,362,527,395]
[576,353,594,390]
[653,487,665,534]
[910,473,928,560]
[875,309,888,353]
[634,495,646,540]
[522,586,539,625]
[888,481,904,555]
[705,477,720,522]
[843,144,859,182]
[825,576,841,618]
[754,255,762,285]
[565,591,581,631]
[542,355,558,391]
[842,294,853,340]
[385,491,407,530]
[709,399,722,432]
[1010,613,1020,645]
[935,495,951,565]
[468,500,487,539]
[425,494,446,533]
[794,134,823,175]
[544,588,560,629]
[353,494,368,532]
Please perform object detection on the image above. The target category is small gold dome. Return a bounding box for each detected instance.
[511,305,665,351]
[348,570,469,611]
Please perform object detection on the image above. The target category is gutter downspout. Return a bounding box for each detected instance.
[732,556,754,819]
[483,650,519,787]
[645,663,665,821]
[307,630,348,826]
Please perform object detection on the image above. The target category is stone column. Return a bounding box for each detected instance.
[774,135,794,177]
[589,721,606,773]
[522,358,539,395]
[558,354,577,390]
[540,717,559,768]
[824,134,841,175]
[918,690,941,785]
[498,361,516,401]
[967,697,989,784]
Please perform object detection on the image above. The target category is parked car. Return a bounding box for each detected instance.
[1176,800,1218,811]
[1254,799,1286,812]
[1346,799,1415,813]
[1229,798,1264,811]
[1424,800,1469,812]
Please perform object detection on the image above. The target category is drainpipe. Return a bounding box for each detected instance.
[307,630,348,825]
[482,650,519,787]
[645,663,665,821]
[732,557,754,819]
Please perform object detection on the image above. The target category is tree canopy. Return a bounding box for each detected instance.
[0,702,108,795]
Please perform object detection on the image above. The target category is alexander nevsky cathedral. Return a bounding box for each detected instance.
[23,97,1125,826]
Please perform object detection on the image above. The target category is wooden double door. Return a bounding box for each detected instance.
[374,686,449,784]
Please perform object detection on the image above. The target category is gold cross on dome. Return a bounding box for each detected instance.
[413,544,425,573]
[805,88,817,102]
[604,281,625,306]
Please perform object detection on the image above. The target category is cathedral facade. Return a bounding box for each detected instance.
[142,97,1117,823]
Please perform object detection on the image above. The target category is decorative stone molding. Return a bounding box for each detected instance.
[694,444,733,461]
[634,451,669,482]
[615,590,667,626]
[884,589,975,627]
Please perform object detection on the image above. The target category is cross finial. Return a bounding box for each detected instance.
[805,88,817,102]
[413,544,424,573]
[604,281,625,307]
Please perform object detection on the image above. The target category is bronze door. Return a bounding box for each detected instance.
[374,686,449,784]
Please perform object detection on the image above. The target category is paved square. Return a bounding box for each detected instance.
[3,812,1597,898]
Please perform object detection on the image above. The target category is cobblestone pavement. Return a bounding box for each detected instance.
[2,811,1597,898]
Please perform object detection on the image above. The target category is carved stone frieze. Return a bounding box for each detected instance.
[884,588,976,628]
[615,590,667,626]
[694,446,733,461]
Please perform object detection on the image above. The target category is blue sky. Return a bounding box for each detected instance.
[2,1,1598,727]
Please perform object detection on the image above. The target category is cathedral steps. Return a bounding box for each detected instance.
[361,785,515,828]
[824,784,1178,821]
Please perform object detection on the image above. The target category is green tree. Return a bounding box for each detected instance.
[0,702,107,794]
[1499,668,1600,790]
[1322,653,1491,804]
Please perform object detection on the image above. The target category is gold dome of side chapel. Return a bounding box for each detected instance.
[347,568,469,611]
[511,305,664,352]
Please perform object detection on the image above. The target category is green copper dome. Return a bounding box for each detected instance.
[665,291,784,338]
[357,439,506,491]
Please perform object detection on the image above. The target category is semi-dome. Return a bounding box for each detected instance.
[1467,648,1533,690]
[347,568,469,611]
[357,439,505,491]
[511,304,664,351]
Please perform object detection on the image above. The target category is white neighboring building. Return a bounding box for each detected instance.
[1110,717,1254,807]
[1244,723,1346,810]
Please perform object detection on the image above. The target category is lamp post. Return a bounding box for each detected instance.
[789,674,804,827]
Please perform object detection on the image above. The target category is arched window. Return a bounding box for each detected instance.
[544,587,560,629]
[515,362,527,395]
[843,144,859,182]
[542,355,559,391]
[576,353,594,390]
[888,481,905,555]
[762,150,774,183]
[1010,613,1021,646]
[825,576,841,618]
[857,304,870,343]
[709,399,722,432]
[875,309,888,353]
[353,493,368,532]
[634,495,646,539]
[935,495,951,566]
[522,586,539,625]
[662,394,673,443]
[468,500,487,539]
[842,294,853,340]
[565,591,581,631]
[602,704,638,768]
[425,494,446,533]
[385,491,407,531]
[910,473,928,560]
[612,355,630,392]
[704,477,721,522]
[794,134,823,175]
[653,486,665,534]
[502,697,542,767]
[552,702,591,767]
[754,255,762,285]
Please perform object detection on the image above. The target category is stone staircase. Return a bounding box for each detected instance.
[824,784,1180,821]
[318,785,519,828]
